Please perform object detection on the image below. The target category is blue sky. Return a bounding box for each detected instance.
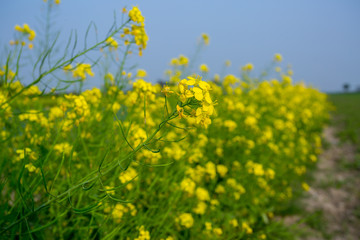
[1,0,360,92]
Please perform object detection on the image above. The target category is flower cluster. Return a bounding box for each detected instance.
[176,213,194,229]
[134,226,150,240]
[177,75,215,128]
[201,33,210,45]
[125,6,149,56]
[12,23,36,49]
[241,63,254,72]
[274,53,282,62]
[53,142,73,156]
[0,91,11,117]
[132,79,157,98]
[128,6,145,24]
[63,94,90,126]
[170,54,189,66]
[105,37,119,51]
[199,64,209,73]
[0,65,16,81]
[64,63,94,80]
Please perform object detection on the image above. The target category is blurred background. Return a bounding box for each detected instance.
[0,0,359,92]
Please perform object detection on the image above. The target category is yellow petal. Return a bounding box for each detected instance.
[204,92,212,104]
[194,91,203,101]
[180,79,187,85]
[179,84,185,93]
[186,79,195,85]
[208,105,214,115]
[193,87,202,93]
[203,104,209,112]
[185,90,194,98]
[199,81,210,90]
[193,87,204,100]
[204,118,211,127]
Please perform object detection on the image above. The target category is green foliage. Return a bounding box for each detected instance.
[329,93,360,145]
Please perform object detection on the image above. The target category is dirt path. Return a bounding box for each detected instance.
[294,126,360,239]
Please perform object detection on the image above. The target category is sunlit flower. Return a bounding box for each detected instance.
[201,33,210,45]
[242,63,254,71]
[199,64,209,73]
[129,6,145,24]
[274,53,282,62]
[105,37,118,50]
[161,85,174,97]
[136,69,147,78]
[176,213,194,228]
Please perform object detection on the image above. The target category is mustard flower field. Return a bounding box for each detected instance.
[0,2,331,239]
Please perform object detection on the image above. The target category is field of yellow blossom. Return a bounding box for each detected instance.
[0,2,331,239]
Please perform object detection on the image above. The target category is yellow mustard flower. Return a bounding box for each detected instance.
[105,37,118,50]
[242,63,254,71]
[25,163,38,173]
[136,69,147,78]
[128,6,145,24]
[72,63,94,80]
[213,228,223,236]
[302,182,310,191]
[274,53,282,62]
[176,213,194,228]
[161,85,174,97]
[199,64,209,73]
[216,164,228,177]
[134,225,150,240]
[229,219,239,227]
[242,222,253,234]
[180,178,196,195]
[193,201,207,215]
[196,187,210,201]
[205,222,212,231]
[179,55,189,66]
[201,33,210,45]
[176,105,186,119]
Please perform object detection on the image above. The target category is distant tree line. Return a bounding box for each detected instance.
[343,83,360,93]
